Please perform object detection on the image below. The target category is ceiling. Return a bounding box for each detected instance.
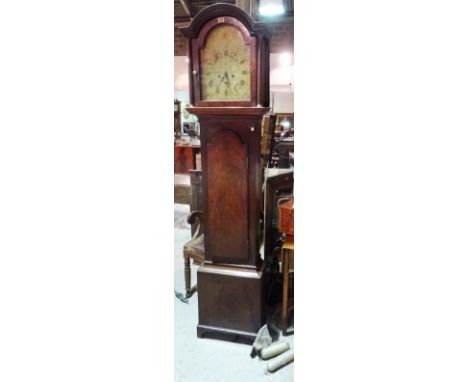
[174,0,294,24]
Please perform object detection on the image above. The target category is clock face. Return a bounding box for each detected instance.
[200,24,251,102]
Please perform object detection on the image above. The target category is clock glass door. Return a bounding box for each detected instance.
[200,24,251,102]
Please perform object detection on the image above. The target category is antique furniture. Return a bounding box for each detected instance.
[181,3,271,342]
[278,197,294,334]
[280,235,294,333]
[183,170,204,298]
[260,114,277,168]
[269,113,294,168]
[174,144,201,174]
[188,170,203,236]
[277,137,294,168]
[262,169,293,331]
[174,99,181,139]
[263,168,294,263]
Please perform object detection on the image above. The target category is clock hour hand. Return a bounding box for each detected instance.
[222,72,233,96]
[215,72,228,94]
[214,75,223,93]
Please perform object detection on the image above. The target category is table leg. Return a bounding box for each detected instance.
[282,248,289,333]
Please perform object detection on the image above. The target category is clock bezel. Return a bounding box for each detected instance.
[190,16,258,107]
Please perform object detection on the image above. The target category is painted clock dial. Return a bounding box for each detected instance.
[200,24,251,101]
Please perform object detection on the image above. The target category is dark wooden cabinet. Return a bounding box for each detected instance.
[181,4,270,342]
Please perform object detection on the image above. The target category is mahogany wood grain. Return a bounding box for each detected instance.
[206,131,248,264]
[188,107,269,268]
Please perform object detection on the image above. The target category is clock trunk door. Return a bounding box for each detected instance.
[205,130,248,264]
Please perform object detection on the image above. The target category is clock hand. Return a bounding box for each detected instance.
[222,72,233,96]
[224,72,232,87]
[215,73,226,93]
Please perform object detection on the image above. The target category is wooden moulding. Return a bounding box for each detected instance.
[180,3,271,40]
[186,106,270,117]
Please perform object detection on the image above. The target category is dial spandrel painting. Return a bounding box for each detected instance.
[200,24,251,101]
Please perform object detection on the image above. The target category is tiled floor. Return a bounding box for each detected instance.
[174,203,294,382]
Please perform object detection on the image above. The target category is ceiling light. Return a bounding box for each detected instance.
[259,0,285,17]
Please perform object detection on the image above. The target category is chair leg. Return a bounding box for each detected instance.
[184,258,191,297]
[187,284,197,298]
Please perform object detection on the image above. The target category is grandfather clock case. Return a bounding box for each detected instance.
[181,4,270,341]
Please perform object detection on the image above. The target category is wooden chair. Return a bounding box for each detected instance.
[183,170,205,298]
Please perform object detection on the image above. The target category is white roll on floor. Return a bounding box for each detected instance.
[266,349,294,373]
[260,341,290,359]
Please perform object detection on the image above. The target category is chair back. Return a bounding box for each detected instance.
[189,170,203,236]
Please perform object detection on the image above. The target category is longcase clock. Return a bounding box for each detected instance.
[181,3,270,342]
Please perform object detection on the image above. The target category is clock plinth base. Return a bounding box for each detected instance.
[197,264,265,343]
[197,325,257,344]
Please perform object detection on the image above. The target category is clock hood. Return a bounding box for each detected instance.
[180,3,271,40]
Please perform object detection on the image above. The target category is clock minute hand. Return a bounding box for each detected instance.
[224,72,231,87]
[223,72,233,96]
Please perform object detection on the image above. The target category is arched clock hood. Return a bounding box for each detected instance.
[180,3,271,40]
